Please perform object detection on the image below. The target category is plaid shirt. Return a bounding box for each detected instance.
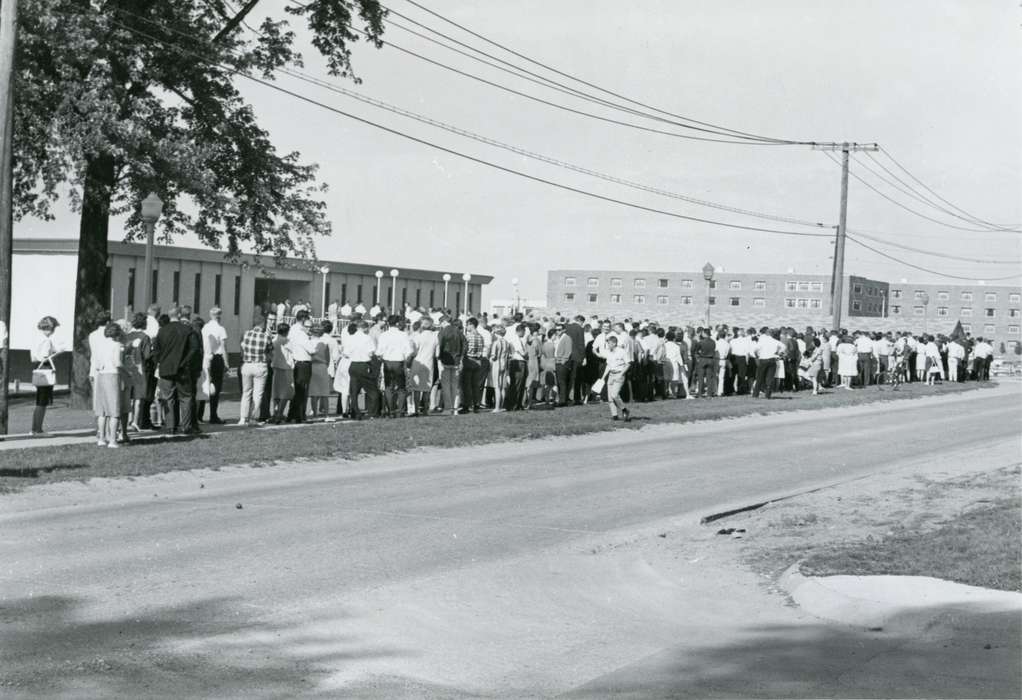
[464,328,485,358]
[240,328,272,364]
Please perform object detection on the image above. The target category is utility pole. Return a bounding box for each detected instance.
[812,141,878,331]
[0,0,18,436]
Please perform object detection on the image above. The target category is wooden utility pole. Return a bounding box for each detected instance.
[0,0,18,435]
[813,142,878,331]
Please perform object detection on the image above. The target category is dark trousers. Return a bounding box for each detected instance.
[753,359,777,398]
[461,357,483,410]
[555,360,574,405]
[906,352,917,381]
[478,358,491,406]
[857,352,873,386]
[288,361,312,422]
[259,365,274,420]
[732,356,749,394]
[696,358,715,396]
[570,358,584,404]
[348,361,380,418]
[876,355,889,384]
[382,360,408,415]
[138,369,157,428]
[508,360,528,410]
[159,373,196,432]
[207,354,226,420]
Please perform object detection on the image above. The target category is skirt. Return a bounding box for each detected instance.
[309,362,331,397]
[94,373,122,417]
[333,358,352,395]
[272,367,295,400]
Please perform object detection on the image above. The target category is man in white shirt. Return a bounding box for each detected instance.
[874,333,893,383]
[729,328,751,395]
[947,337,966,382]
[377,315,413,417]
[854,331,875,387]
[752,327,783,399]
[327,299,339,322]
[346,320,379,418]
[339,301,353,319]
[354,301,367,316]
[603,335,632,422]
[145,304,161,339]
[285,314,317,423]
[715,330,732,397]
[201,306,229,424]
[972,337,994,380]
[369,302,382,318]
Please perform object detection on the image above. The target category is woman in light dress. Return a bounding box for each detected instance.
[836,335,858,390]
[308,322,333,418]
[924,335,943,385]
[488,325,510,412]
[270,323,294,423]
[332,322,356,417]
[93,322,127,447]
[191,317,210,419]
[408,318,439,416]
[915,335,929,381]
[798,337,824,395]
[123,313,152,432]
[662,331,690,399]
[30,316,65,435]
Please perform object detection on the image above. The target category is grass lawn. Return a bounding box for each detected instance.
[800,498,1022,592]
[0,381,987,494]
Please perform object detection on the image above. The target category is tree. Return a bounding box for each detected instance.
[14,0,385,405]
[998,341,1006,355]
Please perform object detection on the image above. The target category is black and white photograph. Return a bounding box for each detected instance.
[0,1,1019,697]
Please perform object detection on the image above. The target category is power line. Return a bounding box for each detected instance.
[879,147,1020,231]
[848,229,1019,265]
[846,234,1021,282]
[394,0,817,145]
[108,18,838,241]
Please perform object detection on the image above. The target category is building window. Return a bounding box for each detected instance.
[633,294,646,304]
[214,274,222,306]
[961,307,973,317]
[1009,309,1020,318]
[728,280,741,290]
[984,324,996,334]
[587,277,599,287]
[151,270,159,306]
[708,280,717,289]
[754,280,766,291]
[415,288,421,307]
[563,293,575,302]
[852,284,863,294]
[985,292,997,303]
[564,277,576,287]
[456,291,461,312]
[785,281,797,292]
[468,291,474,312]
[797,298,808,309]
[708,296,716,305]
[937,306,949,316]
[1010,293,1020,304]
[810,281,823,292]
[402,287,408,306]
[961,291,973,301]
[914,290,925,299]
[891,305,901,314]
[962,323,972,333]
[357,284,364,303]
[729,297,740,307]
[387,287,393,308]
[657,295,669,305]
[937,291,949,301]
[429,289,435,307]
[753,297,766,307]
[681,279,693,288]
[913,306,924,315]
[785,298,796,308]
[610,277,622,288]
[634,279,646,289]
[193,273,202,310]
[657,278,669,288]
[851,300,862,311]
[610,294,621,303]
[798,281,811,292]
[172,270,180,302]
[680,296,692,305]
[810,299,822,309]
[1008,326,1019,335]
[587,293,598,303]
[891,289,902,299]
[868,287,877,296]
[126,268,136,310]
[985,308,996,317]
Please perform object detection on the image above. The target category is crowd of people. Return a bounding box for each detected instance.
[26,303,999,443]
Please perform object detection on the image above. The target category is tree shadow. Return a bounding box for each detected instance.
[565,604,1021,699]
[0,595,409,697]
[0,463,91,478]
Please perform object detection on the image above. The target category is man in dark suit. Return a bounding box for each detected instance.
[564,315,586,405]
[152,305,201,434]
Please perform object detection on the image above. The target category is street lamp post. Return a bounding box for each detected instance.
[374,270,383,306]
[462,273,472,317]
[511,277,520,315]
[921,291,930,333]
[702,262,715,328]
[442,273,451,309]
[140,193,164,309]
[319,265,330,317]
[390,268,399,312]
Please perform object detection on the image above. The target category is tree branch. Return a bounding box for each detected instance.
[212,0,263,43]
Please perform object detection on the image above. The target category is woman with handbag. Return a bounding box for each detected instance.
[30,316,64,435]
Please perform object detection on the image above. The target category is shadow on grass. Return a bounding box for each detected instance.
[0,594,408,697]
[565,604,1021,699]
[0,464,92,478]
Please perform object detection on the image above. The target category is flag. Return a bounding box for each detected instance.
[949,320,965,341]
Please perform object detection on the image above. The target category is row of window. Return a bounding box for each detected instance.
[563,277,828,292]
[890,290,1018,304]
[889,306,1020,318]
[126,268,242,316]
[960,324,1019,335]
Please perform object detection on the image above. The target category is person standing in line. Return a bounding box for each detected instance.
[752,326,783,399]
[476,319,493,409]
[92,322,128,447]
[539,327,558,407]
[190,316,211,424]
[506,323,529,411]
[799,337,824,395]
[152,306,200,435]
[201,306,229,424]
[88,311,113,416]
[854,330,875,388]
[458,317,485,414]
[30,316,65,435]
[256,312,277,422]
[307,322,334,419]
[238,317,272,425]
[378,315,414,417]
[346,320,380,420]
[524,322,543,409]
[728,327,748,395]
[836,334,858,390]
[947,335,966,382]
[553,324,574,407]
[123,313,151,432]
[407,318,437,416]
[715,329,732,398]
[564,315,586,405]
[269,323,294,423]
[693,329,717,398]
[873,332,892,385]
[488,325,511,413]
[602,334,631,422]
[437,318,466,415]
[286,312,316,423]
[331,322,355,417]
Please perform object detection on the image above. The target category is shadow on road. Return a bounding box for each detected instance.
[0,594,409,697]
[564,605,1021,699]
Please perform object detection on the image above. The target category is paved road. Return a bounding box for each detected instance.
[1,385,1019,698]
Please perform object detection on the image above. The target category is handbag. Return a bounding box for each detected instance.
[590,377,606,395]
[32,358,56,387]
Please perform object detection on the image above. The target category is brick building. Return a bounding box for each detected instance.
[547,268,1022,354]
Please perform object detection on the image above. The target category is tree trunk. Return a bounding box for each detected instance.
[70,152,115,409]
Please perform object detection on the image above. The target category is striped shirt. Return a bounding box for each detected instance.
[464,328,485,358]
[240,328,272,364]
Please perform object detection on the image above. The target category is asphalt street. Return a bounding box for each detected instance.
[1,384,1019,697]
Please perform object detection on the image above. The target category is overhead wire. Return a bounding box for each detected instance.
[847,229,1019,265]
[845,235,1021,282]
[106,16,838,241]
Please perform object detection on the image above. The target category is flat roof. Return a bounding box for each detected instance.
[13,238,493,284]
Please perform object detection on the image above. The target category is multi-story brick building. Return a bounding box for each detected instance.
[547,268,1022,355]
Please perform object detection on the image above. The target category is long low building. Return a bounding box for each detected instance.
[8,238,491,380]
[547,268,1022,354]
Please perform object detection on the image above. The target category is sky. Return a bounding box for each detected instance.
[17,0,1022,305]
